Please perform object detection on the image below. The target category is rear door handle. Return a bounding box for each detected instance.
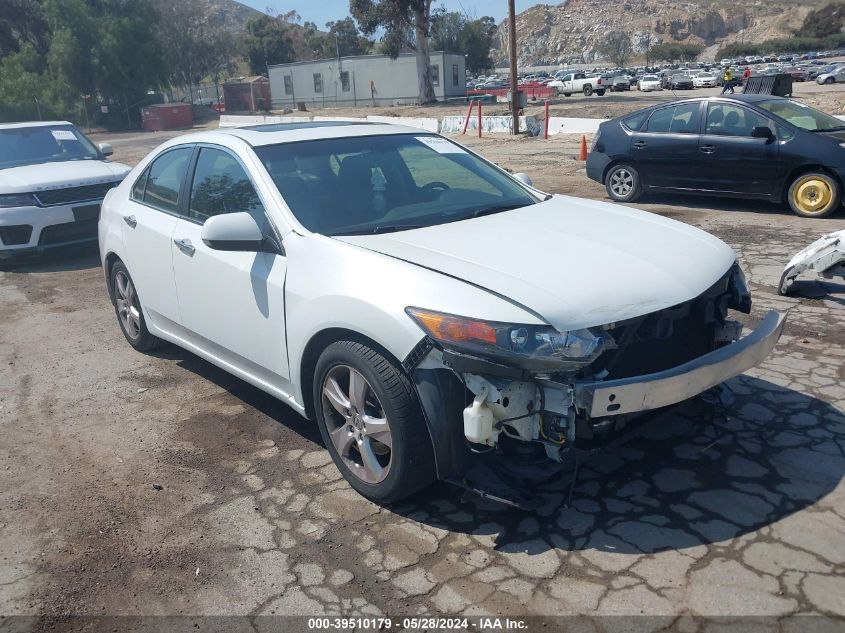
[633,141,647,149]
[174,238,195,256]
[123,215,137,228]
[700,145,716,154]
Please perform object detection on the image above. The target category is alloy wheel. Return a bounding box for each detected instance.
[793,176,833,216]
[114,270,141,340]
[321,365,392,484]
[610,168,634,198]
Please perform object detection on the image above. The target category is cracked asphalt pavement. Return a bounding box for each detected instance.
[1,131,844,631]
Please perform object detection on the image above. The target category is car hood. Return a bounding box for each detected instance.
[0,160,131,194]
[334,196,737,331]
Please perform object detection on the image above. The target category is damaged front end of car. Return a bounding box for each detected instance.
[403,263,785,509]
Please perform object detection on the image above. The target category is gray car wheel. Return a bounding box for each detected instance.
[313,340,435,504]
[605,163,642,203]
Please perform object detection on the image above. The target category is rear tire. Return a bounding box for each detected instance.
[787,172,841,218]
[583,85,593,97]
[110,261,162,352]
[313,340,436,504]
[563,92,571,97]
[605,163,642,203]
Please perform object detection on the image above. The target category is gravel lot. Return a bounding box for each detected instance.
[2,93,845,631]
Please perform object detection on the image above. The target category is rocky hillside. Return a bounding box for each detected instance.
[492,0,827,66]
[206,0,263,33]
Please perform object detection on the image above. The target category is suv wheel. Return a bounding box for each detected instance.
[605,163,642,203]
[313,341,435,504]
[110,261,162,351]
[787,172,841,218]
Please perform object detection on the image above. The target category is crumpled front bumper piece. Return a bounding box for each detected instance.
[574,310,786,419]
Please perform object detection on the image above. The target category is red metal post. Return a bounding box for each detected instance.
[544,100,549,140]
[478,99,482,138]
[462,99,474,135]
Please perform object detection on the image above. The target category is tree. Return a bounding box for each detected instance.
[326,17,373,57]
[797,3,845,39]
[598,31,633,68]
[650,42,704,63]
[350,0,436,104]
[430,10,494,74]
[0,0,50,58]
[243,12,298,75]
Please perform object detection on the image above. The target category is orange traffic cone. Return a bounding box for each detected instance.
[579,135,588,161]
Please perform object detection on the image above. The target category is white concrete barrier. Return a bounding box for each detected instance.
[312,116,367,122]
[440,115,541,136]
[219,115,268,128]
[366,115,439,132]
[546,117,605,135]
[264,115,312,124]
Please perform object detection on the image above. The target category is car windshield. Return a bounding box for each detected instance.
[757,99,845,132]
[642,75,658,81]
[254,134,538,236]
[0,124,100,169]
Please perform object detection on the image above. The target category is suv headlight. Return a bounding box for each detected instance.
[406,307,611,372]
[0,193,37,208]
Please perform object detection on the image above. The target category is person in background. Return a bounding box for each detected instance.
[721,66,735,94]
[744,66,752,83]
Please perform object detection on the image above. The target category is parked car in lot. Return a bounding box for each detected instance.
[669,74,695,90]
[638,74,662,92]
[588,95,845,218]
[693,72,718,88]
[782,67,809,82]
[610,76,631,92]
[816,66,845,84]
[0,121,130,258]
[99,121,784,506]
[549,72,606,96]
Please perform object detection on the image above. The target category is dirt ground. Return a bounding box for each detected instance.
[2,88,845,632]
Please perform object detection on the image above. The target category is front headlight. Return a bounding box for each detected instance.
[0,193,37,208]
[406,307,611,372]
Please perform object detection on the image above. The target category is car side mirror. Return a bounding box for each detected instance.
[513,172,533,187]
[98,142,113,157]
[201,212,281,254]
[751,126,774,140]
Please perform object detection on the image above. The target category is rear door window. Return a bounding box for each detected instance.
[142,148,193,214]
[706,103,771,137]
[670,102,701,134]
[646,107,674,133]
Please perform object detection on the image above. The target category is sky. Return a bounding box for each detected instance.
[241,1,539,28]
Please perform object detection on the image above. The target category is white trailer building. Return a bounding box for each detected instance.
[268,52,466,109]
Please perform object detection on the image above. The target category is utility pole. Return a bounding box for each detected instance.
[508,0,519,135]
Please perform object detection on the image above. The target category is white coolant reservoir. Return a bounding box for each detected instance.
[463,386,499,447]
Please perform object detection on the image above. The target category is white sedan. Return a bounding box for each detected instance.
[693,72,719,88]
[99,122,784,506]
[0,121,130,258]
[638,75,662,91]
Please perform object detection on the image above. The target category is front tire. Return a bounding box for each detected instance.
[787,172,841,218]
[605,163,642,203]
[313,341,436,504]
[110,261,162,351]
[825,77,835,85]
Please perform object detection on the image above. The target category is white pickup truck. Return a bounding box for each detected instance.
[549,72,606,97]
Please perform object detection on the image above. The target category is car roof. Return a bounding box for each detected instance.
[168,121,431,149]
[0,120,73,130]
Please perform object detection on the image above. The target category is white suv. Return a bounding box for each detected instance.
[0,121,130,257]
[99,122,784,507]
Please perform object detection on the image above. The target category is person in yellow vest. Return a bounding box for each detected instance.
[721,66,735,94]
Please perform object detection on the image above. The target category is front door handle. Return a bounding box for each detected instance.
[700,145,716,154]
[174,238,195,256]
[123,215,137,228]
